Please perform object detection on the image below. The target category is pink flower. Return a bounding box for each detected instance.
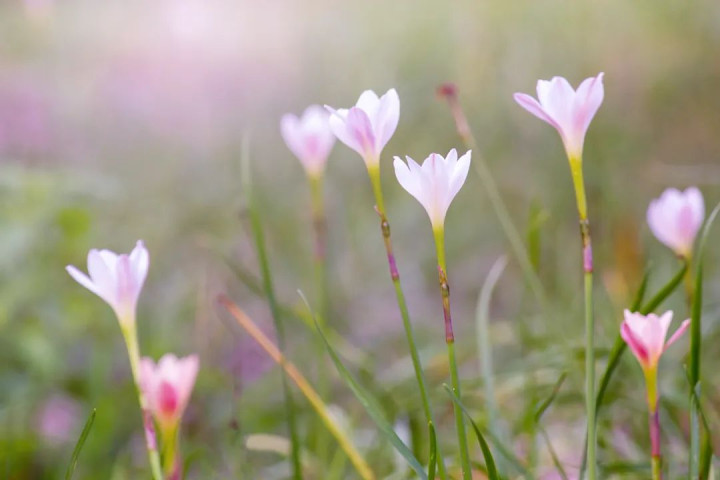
[326,88,399,167]
[280,105,335,177]
[393,149,472,230]
[66,241,149,326]
[140,354,199,430]
[646,187,705,259]
[514,73,604,159]
[620,310,689,372]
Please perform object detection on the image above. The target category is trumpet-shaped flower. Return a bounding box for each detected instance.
[66,241,149,326]
[393,149,471,230]
[140,354,199,430]
[647,187,704,259]
[514,73,604,159]
[326,88,399,167]
[280,105,335,177]
[621,310,689,373]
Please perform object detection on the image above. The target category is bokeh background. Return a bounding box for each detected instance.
[2,0,720,478]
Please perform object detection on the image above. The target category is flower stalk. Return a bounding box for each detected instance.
[433,227,471,480]
[367,167,447,479]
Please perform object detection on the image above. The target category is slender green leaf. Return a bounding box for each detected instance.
[65,408,96,480]
[689,201,720,479]
[534,372,567,422]
[476,256,507,444]
[443,385,500,480]
[631,268,652,312]
[538,426,569,480]
[428,422,437,480]
[310,303,427,479]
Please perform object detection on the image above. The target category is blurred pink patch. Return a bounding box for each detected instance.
[0,78,54,157]
[36,394,82,446]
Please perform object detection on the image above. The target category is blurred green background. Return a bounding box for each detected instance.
[2,0,720,478]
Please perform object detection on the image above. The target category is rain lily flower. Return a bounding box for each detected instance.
[66,241,149,326]
[326,88,399,168]
[280,105,335,177]
[621,309,688,479]
[140,354,199,431]
[514,73,604,160]
[621,310,689,381]
[647,187,705,259]
[393,149,471,231]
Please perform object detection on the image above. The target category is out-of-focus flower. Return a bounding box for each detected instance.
[326,88,399,168]
[36,394,82,446]
[621,310,689,373]
[66,241,149,326]
[280,105,335,177]
[140,354,199,430]
[393,149,471,230]
[646,187,705,259]
[514,73,604,159]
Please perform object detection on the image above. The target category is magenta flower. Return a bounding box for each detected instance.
[280,105,335,177]
[621,310,689,373]
[647,187,704,259]
[326,88,399,167]
[66,241,149,326]
[393,149,472,230]
[140,354,199,430]
[514,73,604,159]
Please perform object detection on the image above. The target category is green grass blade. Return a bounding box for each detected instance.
[241,139,302,480]
[309,301,427,479]
[443,385,500,480]
[534,372,567,422]
[65,408,96,480]
[539,426,569,480]
[476,256,508,445]
[428,422,437,480]
[642,262,688,315]
[689,202,720,479]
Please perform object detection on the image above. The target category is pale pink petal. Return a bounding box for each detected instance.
[448,150,471,201]
[129,241,149,290]
[344,107,376,159]
[280,113,305,160]
[374,88,400,152]
[665,319,690,350]
[621,321,649,366]
[65,265,101,297]
[86,249,118,307]
[513,93,561,132]
[573,73,604,137]
[355,90,381,118]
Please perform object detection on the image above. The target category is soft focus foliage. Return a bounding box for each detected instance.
[2,0,720,478]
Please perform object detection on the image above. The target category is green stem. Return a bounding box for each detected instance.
[568,155,595,480]
[309,173,329,325]
[308,172,333,468]
[121,322,163,480]
[242,149,303,480]
[433,227,471,480]
[161,424,179,479]
[367,165,447,480]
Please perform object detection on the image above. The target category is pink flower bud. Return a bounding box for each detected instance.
[66,241,149,326]
[280,105,335,177]
[514,73,604,159]
[393,149,471,230]
[140,354,199,429]
[646,187,704,259]
[620,310,689,372]
[325,88,399,167]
